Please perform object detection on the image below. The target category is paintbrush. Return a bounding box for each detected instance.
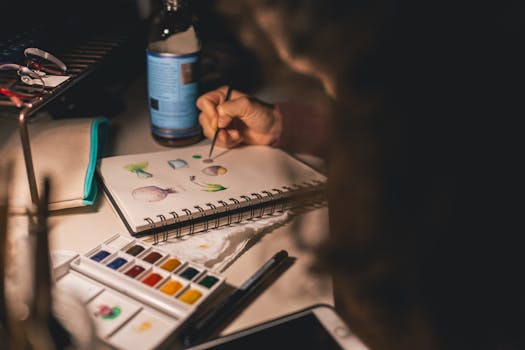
[26,178,71,349]
[207,85,233,161]
[0,165,11,345]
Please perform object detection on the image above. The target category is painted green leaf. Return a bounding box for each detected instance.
[203,187,226,192]
[208,183,225,189]
[136,169,153,178]
[125,162,149,171]
[125,162,153,178]
[190,175,226,192]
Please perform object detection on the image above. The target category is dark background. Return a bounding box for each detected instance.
[0,0,262,117]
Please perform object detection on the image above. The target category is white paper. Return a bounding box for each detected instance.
[98,144,326,233]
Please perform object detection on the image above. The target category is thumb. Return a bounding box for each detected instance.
[216,106,233,128]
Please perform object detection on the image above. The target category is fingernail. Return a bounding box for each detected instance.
[227,129,239,140]
[218,115,229,128]
[217,105,225,116]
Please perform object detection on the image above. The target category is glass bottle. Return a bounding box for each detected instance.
[146,0,201,147]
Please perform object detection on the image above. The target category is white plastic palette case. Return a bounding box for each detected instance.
[53,233,226,349]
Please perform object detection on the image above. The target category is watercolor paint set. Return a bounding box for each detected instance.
[53,233,225,349]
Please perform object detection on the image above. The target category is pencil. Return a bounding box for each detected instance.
[182,250,289,346]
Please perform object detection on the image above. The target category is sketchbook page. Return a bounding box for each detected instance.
[97,144,326,233]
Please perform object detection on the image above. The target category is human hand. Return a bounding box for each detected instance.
[196,86,283,148]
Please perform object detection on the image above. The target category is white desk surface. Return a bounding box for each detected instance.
[2,77,333,339]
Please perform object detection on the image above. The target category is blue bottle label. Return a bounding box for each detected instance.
[147,50,200,137]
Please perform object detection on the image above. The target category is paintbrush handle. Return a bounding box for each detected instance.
[208,128,220,159]
[208,85,233,159]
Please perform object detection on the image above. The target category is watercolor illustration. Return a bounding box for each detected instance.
[125,162,153,178]
[189,175,227,192]
[95,304,122,320]
[135,321,153,333]
[168,159,188,169]
[202,165,227,176]
[132,186,177,202]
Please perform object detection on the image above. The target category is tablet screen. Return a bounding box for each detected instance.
[197,313,343,349]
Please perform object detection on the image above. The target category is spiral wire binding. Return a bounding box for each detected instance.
[206,203,220,229]
[182,209,194,235]
[240,195,253,220]
[140,181,325,242]
[251,193,265,218]
[169,211,182,238]
[272,188,286,212]
[218,200,231,225]
[157,214,168,243]
[194,206,207,231]
[144,218,157,244]
[282,186,297,210]
[262,190,276,215]
[229,197,242,223]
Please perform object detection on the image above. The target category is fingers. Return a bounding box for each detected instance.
[196,86,246,128]
[199,112,244,148]
[196,86,247,111]
[199,112,216,140]
[218,128,244,148]
[197,86,282,147]
[196,92,221,129]
[217,96,279,134]
[198,110,233,139]
[216,96,252,120]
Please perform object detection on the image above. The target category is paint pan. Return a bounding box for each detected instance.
[179,265,201,281]
[54,233,226,350]
[158,257,183,272]
[108,309,178,350]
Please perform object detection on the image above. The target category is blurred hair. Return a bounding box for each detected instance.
[240,0,525,349]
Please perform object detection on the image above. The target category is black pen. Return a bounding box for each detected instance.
[207,85,233,160]
[183,250,289,346]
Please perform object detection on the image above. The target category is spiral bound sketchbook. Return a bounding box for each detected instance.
[97,144,326,241]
